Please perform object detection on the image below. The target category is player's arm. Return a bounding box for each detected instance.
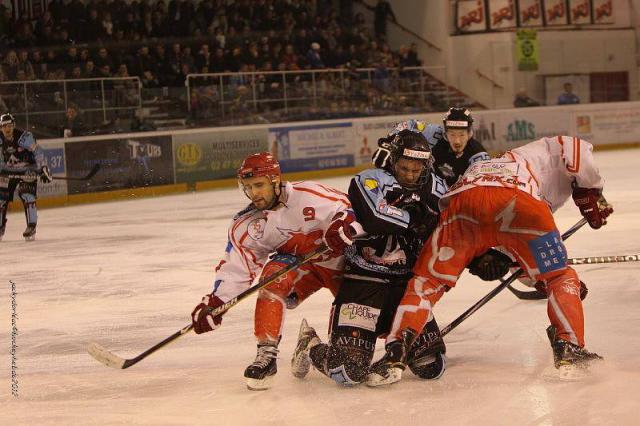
[561,137,613,229]
[191,213,270,334]
[16,131,52,183]
[466,139,491,165]
[349,169,411,234]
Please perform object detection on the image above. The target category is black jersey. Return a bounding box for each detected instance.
[431,135,490,187]
[0,128,39,171]
[345,167,447,283]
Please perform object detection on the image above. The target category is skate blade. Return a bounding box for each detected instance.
[24,235,36,241]
[246,374,274,391]
[542,364,591,382]
[365,367,403,387]
[291,353,311,379]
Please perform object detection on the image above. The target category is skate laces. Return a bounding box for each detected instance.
[252,345,279,368]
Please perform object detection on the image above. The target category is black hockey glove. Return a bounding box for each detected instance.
[401,197,439,239]
[39,165,53,183]
[468,249,512,281]
[372,135,394,169]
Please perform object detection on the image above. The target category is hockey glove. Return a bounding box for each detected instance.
[191,293,225,334]
[324,210,360,253]
[468,249,512,281]
[39,165,53,183]
[572,187,613,229]
[372,135,394,169]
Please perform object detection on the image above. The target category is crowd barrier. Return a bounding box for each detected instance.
[13,101,640,210]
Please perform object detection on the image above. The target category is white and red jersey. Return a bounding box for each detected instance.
[213,181,350,302]
[442,136,604,212]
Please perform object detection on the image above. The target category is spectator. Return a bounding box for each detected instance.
[557,82,580,105]
[2,50,19,80]
[17,50,35,80]
[514,88,540,108]
[306,42,325,69]
[374,0,396,40]
[60,103,84,137]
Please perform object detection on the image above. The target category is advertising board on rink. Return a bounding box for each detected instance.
[572,103,640,145]
[268,122,354,172]
[65,135,173,194]
[33,141,67,199]
[173,128,267,182]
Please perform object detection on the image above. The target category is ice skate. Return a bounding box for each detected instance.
[543,325,602,381]
[23,224,36,241]
[291,319,320,379]
[244,343,279,391]
[366,330,416,387]
[0,225,5,241]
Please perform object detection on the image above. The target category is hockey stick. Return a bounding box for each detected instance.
[53,164,101,181]
[506,253,640,300]
[440,217,588,337]
[88,244,330,369]
[2,164,101,182]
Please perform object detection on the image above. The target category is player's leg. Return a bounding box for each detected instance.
[0,178,18,240]
[246,254,301,390]
[369,188,497,386]
[496,193,601,367]
[298,278,384,386]
[405,313,447,380]
[285,261,343,309]
[18,181,37,241]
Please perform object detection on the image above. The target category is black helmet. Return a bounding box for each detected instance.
[390,129,434,189]
[443,107,473,132]
[0,113,16,126]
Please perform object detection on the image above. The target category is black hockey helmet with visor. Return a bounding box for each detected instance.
[1,113,16,127]
[443,107,473,134]
[389,129,434,190]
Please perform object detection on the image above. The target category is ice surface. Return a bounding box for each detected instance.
[3,149,639,425]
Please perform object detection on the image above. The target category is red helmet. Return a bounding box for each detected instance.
[237,152,281,180]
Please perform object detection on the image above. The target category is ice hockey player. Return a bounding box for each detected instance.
[0,113,52,241]
[190,152,349,390]
[373,108,490,187]
[367,135,613,386]
[290,129,450,386]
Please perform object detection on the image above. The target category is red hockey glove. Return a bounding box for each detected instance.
[572,187,613,229]
[191,293,225,334]
[324,210,358,253]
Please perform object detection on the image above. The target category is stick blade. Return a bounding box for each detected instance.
[88,342,127,369]
[85,163,101,179]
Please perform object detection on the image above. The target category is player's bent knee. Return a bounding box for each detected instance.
[325,345,371,386]
[408,352,446,380]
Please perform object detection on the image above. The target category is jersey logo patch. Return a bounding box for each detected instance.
[337,303,380,332]
[364,178,379,191]
[247,218,267,240]
[528,230,567,273]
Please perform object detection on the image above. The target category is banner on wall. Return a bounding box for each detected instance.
[519,0,544,26]
[65,135,174,194]
[515,29,538,71]
[268,123,354,173]
[573,106,640,144]
[456,0,487,33]
[488,0,517,30]
[592,0,614,24]
[544,0,569,26]
[35,142,68,199]
[569,0,592,24]
[473,108,571,151]
[173,129,268,183]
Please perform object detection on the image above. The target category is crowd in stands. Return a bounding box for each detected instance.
[1,0,422,85]
[0,0,426,136]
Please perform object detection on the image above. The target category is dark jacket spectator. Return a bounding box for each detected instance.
[514,88,541,108]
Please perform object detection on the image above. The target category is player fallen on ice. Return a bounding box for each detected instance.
[190,152,349,390]
[366,135,613,386]
[0,113,52,241]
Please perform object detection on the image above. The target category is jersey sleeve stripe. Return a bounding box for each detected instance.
[566,137,581,173]
[292,186,350,207]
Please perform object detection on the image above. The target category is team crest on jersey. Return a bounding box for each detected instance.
[364,178,378,192]
[247,218,267,240]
